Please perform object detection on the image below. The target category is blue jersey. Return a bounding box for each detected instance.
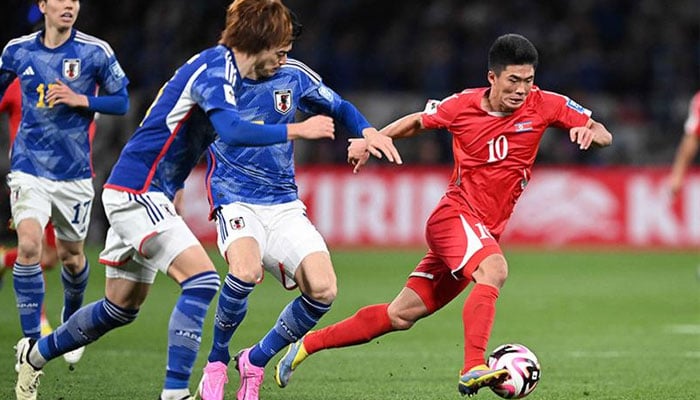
[106,45,240,199]
[206,58,365,207]
[0,29,128,180]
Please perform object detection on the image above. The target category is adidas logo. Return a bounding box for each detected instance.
[21,66,35,76]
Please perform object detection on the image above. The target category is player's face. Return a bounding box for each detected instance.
[488,65,535,112]
[40,0,80,31]
[251,44,292,80]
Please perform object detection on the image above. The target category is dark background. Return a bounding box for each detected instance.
[0,0,698,242]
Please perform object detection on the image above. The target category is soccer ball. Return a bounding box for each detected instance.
[487,343,541,399]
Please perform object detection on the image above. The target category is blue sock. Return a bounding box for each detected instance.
[164,271,220,391]
[36,298,138,363]
[249,294,331,367]
[208,274,254,364]
[13,262,44,339]
[61,261,90,322]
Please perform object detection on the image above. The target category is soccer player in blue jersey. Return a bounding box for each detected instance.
[0,0,129,370]
[196,13,402,400]
[14,1,336,400]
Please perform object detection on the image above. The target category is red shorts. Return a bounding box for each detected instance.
[406,194,501,313]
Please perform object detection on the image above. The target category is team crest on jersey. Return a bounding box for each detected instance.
[62,59,81,81]
[229,217,245,230]
[274,89,293,114]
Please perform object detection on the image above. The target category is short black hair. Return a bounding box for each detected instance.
[290,9,303,40]
[488,34,539,74]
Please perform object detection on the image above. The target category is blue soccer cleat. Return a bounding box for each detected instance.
[274,338,309,388]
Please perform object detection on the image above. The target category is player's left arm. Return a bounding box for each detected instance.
[306,82,403,164]
[46,79,129,115]
[569,118,612,150]
[668,133,699,196]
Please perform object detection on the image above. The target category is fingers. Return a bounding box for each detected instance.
[353,161,362,174]
[368,147,383,159]
[47,80,70,105]
[570,128,594,150]
[366,136,403,164]
[307,115,334,139]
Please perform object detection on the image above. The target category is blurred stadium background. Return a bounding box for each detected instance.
[1,0,699,249]
[1,0,698,249]
[0,2,698,399]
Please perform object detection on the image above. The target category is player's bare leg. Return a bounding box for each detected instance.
[276,287,428,387]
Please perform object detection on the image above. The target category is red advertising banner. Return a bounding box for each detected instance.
[182,166,699,249]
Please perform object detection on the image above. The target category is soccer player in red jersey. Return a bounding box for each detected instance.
[667,90,700,197]
[275,33,613,397]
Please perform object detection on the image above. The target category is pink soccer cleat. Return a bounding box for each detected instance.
[234,348,264,400]
[197,361,229,400]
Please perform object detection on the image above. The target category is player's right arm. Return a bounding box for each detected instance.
[378,112,427,139]
[0,49,18,98]
[347,112,425,173]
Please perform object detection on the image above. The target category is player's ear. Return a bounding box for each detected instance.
[487,71,497,85]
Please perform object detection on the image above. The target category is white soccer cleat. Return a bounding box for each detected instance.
[60,311,85,369]
[15,337,43,400]
[63,345,85,369]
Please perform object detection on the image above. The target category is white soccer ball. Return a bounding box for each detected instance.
[487,343,541,399]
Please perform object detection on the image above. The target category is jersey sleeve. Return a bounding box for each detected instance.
[300,81,372,137]
[420,93,461,131]
[683,91,700,137]
[0,47,18,97]
[96,43,129,94]
[539,91,592,129]
[190,58,239,116]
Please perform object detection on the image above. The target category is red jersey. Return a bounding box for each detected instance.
[421,86,591,238]
[684,91,700,138]
[0,78,21,143]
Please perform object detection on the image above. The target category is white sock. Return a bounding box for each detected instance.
[160,388,190,400]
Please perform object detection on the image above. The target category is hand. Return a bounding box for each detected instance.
[46,79,88,108]
[666,174,683,199]
[288,115,335,140]
[363,128,403,164]
[569,126,595,150]
[347,138,370,173]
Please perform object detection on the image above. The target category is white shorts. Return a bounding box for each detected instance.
[99,189,200,284]
[214,200,328,289]
[7,171,94,241]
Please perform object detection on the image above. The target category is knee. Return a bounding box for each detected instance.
[387,309,417,331]
[58,250,84,271]
[228,260,263,284]
[304,281,337,305]
[472,256,508,288]
[17,238,41,260]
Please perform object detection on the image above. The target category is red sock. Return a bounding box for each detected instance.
[3,248,18,268]
[304,303,392,355]
[462,283,499,373]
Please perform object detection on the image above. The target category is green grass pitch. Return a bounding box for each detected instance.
[0,247,698,399]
